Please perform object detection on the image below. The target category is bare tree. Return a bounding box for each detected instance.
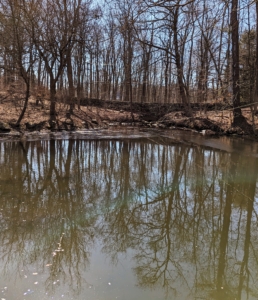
[0,0,35,125]
[231,0,241,119]
[255,0,258,112]
[23,0,83,123]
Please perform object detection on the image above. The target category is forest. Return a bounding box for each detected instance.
[0,0,257,132]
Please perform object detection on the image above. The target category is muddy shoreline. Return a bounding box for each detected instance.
[0,99,257,139]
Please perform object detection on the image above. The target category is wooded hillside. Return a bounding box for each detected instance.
[0,0,257,129]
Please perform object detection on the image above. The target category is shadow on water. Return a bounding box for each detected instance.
[0,133,258,299]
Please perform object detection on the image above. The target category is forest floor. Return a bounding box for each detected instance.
[0,96,257,138]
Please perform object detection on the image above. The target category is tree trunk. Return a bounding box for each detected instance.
[67,48,74,113]
[255,0,258,112]
[16,81,30,126]
[50,77,56,121]
[173,7,191,116]
[231,0,241,119]
[230,0,252,132]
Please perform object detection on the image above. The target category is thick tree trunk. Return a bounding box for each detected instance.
[231,0,241,119]
[255,0,258,111]
[173,7,191,116]
[230,0,252,133]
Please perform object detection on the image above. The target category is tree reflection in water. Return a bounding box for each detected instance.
[0,137,258,299]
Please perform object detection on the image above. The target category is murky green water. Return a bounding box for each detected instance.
[1,130,258,299]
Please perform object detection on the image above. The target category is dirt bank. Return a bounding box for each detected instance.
[0,97,257,137]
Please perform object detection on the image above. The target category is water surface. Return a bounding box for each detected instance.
[0,130,258,299]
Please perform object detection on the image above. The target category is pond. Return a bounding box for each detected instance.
[0,129,258,300]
